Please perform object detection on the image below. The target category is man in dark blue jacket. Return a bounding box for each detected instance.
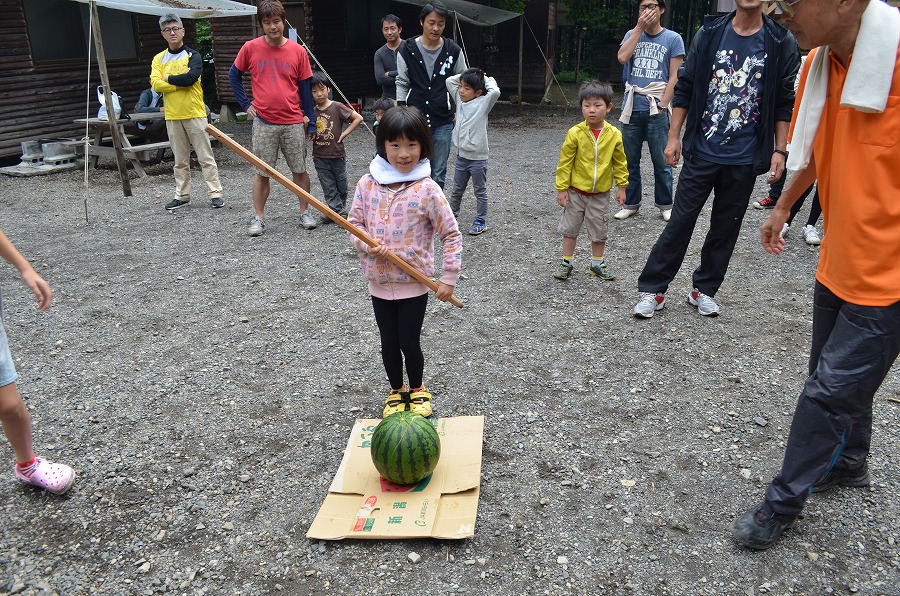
[395,1,467,189]
[632,0,800,319]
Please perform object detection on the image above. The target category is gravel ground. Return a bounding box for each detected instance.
[0,98,898,595]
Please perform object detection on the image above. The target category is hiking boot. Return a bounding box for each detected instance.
[753,196,777,209]
[812,461,870,494]
[730,501,797,550]
[614,207,638,220]
[468,218,487,235]
[588,261,615,280]
[15,457,76,495]
[633,292,666,318]
[210,197,225,208]
[803,225,821,245]
[660,208,672,222]
[383,388,410,418]
[165,198,189,211]
[409,387,433,418]
[552,261,573,280]
[248,216,265,237]
[300,211,318,230]
[688,289,720,316]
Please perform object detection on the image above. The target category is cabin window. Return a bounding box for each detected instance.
[24,0,137,63]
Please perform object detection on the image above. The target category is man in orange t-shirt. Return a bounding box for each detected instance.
[732,0,900,550]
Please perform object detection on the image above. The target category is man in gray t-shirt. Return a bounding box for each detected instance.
[615,0,685,221]
[374,14,402,99]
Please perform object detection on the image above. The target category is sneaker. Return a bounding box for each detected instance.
[14,457,76,495]
[248,216,265,237]
[660,208,672,222]
[803,224,821,245]
[409,387,433,418]
[300,211,318,230]
[588,261,615,280]
[812,461,870,494]
[633,292,666,318]
[780,223,789,238]
[165,198,189,211]
[338,210,349,219]
[730,501,797,550]
[210,197,225,208]
[468,218,487,235]
[383,388,410,418]
[753,196,777,209]
[552,261,573,280]
[688,289,720,316]
[319,214,333,225]
[614,207,638,220]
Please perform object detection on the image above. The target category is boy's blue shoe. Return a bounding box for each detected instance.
[468,218,487,235]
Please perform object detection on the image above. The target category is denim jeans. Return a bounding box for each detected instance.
[449,157,488,221]
[621,111,673,209]
[430,123,453,190]
[764,283,900,515]
[313,156,348,213]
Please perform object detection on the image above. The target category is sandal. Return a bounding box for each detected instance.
[409,387,433,418]
[383,388,411,418]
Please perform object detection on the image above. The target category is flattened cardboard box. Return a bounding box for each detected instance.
[307,416,484,540]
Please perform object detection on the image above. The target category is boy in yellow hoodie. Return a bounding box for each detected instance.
[553,81,628,281]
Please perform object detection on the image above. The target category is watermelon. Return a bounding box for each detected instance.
[371,412,441,485]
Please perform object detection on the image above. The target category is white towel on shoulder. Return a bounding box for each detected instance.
[787,0,900,171]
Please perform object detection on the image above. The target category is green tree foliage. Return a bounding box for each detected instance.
[500,0,526,14]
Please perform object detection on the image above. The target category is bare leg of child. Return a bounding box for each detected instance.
[0,382,34,464]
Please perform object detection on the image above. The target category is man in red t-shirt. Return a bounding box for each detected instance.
[229,0,317,236]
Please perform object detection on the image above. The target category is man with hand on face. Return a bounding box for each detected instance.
[229,0,317,236]
[615,0,684,223]
[374,14,403,101]
[395,0,468,189]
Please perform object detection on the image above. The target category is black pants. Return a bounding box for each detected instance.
[637,157,756,297]
[765,282,900,515]
[371,293,428,390]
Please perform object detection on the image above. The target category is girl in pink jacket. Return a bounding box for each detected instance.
[347,106,462,419]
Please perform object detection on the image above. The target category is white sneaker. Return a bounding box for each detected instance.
[803,225,821,245]
[633,292,666,318]
[248,216,265,237]
[614,208,638,220]
[660,208,672,222]
[781,223,789,239]
[687,289,720,316]
[300,211,318,230]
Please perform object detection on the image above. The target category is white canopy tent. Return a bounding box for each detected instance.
[391,0,526,100]
[70,0,256,18]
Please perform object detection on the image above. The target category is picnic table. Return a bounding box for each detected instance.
[73,112,170,178]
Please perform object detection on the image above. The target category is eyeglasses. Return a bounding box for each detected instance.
[639,3,659,9]
[161,26,183,34]
[761,0,804,17]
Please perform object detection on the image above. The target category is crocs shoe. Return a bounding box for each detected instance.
[409,387,433,418]
[383,388,410,418]
[15,457,76,495]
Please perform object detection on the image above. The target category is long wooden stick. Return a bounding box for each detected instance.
[206,124,463,308]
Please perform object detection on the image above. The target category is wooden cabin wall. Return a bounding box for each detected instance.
[0,2,196,159]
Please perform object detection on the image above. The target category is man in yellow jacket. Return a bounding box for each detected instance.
[151,14,224,211]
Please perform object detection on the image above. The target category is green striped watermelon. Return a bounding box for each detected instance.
[370,412,441,485]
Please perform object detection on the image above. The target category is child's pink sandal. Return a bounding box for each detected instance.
[15,457,76,495]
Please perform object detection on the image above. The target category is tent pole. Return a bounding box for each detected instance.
[517,15,523,106]
[90,0,132,197]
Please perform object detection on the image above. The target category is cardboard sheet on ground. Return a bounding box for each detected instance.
[307,416,484,540]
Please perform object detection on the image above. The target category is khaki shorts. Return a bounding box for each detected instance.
[251,119,308,176]
[557,189,610,243]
